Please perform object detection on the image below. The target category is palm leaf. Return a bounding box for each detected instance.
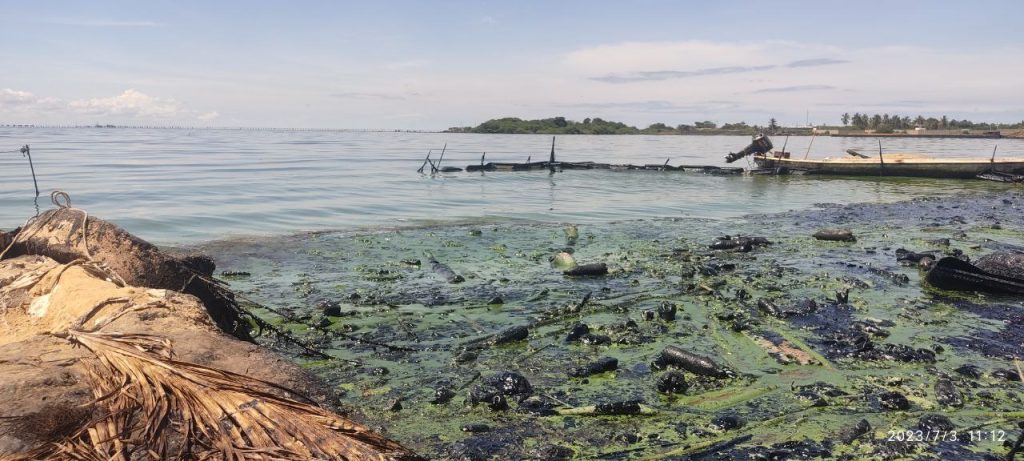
[8,330,421,461]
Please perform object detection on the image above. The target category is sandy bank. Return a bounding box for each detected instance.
[0,206,421,460]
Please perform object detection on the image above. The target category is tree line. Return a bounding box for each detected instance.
[840,113,1022,132]
[447,117,766,135]
[446,115,1023,135]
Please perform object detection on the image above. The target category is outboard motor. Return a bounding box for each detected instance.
[725,134,773,163]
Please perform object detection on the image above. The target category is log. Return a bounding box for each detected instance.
[925,256,1024,294]
[3,208,251,340]
[658,345,735,378]
[812,228,856,242]
[568,357,618,378]
[563,262,608,276]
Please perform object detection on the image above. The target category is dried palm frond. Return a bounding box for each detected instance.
[12,330,422,461]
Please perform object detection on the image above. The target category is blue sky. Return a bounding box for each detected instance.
[1,0,1022,129]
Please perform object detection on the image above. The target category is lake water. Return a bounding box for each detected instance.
[0,127,1020,244]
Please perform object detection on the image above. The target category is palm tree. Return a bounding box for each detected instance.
[841,113,850,126]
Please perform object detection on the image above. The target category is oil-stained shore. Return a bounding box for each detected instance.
[199,189,1024,460]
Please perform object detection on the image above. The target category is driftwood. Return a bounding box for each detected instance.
[925,256,1024,294]
[568,357,618,378]
[564,262,608,276]
[555,401,657,416]
[657,345,736,378]
[709,235,770,250]
[812,228,857,242]
[3,207,251,340]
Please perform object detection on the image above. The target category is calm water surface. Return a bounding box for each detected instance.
[0,127,1020,244]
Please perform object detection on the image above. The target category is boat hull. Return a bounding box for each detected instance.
[753,155,1024,179]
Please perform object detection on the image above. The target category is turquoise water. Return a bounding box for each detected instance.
[0,127,1020,244]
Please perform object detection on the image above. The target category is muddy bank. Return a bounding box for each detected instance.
[200,189,1024,460]
[0,209,420,460]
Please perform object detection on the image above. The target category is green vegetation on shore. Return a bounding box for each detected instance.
[448,115,1024,136]
[446,117,767,135]
[839,112,1024,132]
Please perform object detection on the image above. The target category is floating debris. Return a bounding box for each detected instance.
[925,256,1024,294]
[709,235,771,251]
[568,356,618,378]
[656,346,736,379]
[200,190,1024,460]
[551,252,576,269]
[563,262,608,276]
[656,371,688,394]
[556,400,657,416]
[813,228,857,242]
[492,325,530,345]
[428,256,464,284]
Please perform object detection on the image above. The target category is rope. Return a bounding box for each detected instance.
[50,190,92,260]
[51,190,71,208]
[0,214,41,260]
[0,191,129,286]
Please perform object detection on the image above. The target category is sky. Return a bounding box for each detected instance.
[1,0,1022,130]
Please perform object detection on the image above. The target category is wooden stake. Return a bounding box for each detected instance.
[433,143,447,174]
[417,150,432,174]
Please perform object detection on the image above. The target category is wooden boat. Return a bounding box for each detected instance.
[752,152,1024,179]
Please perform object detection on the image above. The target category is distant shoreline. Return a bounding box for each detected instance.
[2,125,1021,139]
[448,116,1024,138]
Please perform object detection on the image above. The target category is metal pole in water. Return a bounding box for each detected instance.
[417,150,432,173]
[803,132,816,160]
[434,143,447,174]
[21,145,39,197]
[549,136,556,173]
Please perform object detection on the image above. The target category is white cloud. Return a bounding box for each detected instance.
[0,89,63,111]
[552,40,1024,125]
[0,89,37,106]
[0,88,219,123]
[565,40,838,75]
[68,89,184,117]
[4,39,1022,128]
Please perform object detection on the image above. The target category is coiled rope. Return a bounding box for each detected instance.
[0,191,127,285]
[48,190,93,260]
